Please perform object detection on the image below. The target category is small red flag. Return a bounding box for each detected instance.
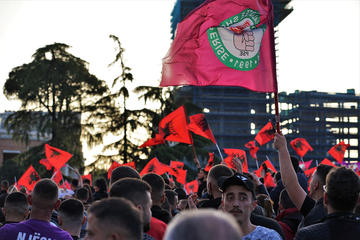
[290,138,313,158]
[328,141,350,164]
[254,159,277,177]
[52,170,63,186]
[82,174,92,186]
[245,140,259,159]
[204,153,215,172]
[168,167,187,185]
[39,158,53,171]
[304,167,317,192]
[320,158,337,168]
[159,106,192,144]
[139,134,166,148]
[300,160,313,170]
[255,122,275,146]
[187,114,216,144]
[185,179,199,194]
[170,161,184,170]
[45,144,72,170]
[140,158,169,176]
[18,165,40,192]
[224,148,248,173]
[264,172,275,188]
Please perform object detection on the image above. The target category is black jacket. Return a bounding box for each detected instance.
[151,206,171,224]
[295,212,360,240]
[298,198,327,228]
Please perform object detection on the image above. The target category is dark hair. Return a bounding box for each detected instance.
[4,192,28,216]
[58,199,84,224]
[94,178,107,192]
[1,180,9,189]
[110,178,151,206]
[315,164,334,186]
[83,178,91,185]
[174,188,187,200]
[88,198,142,240]
[83,184,93,203]
[275,172,281,182]
[208,165,233,184]
[280,189,295,209]
[165,190,178,206]
[326,167,360,212]
[142,173,165,203]
[290,156,300,172]
[32,179,58,209]
[110,166,140,185]
[76,187,89,201]
[71,179,79,188]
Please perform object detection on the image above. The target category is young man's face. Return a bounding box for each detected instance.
[85,214,107,240]
[141,191,152,232]
[222,185,256,224]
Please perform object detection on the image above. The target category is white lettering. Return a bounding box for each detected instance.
[17,232,26,240]
[212,38,221,46]
[217,47,225,55]
[221,52,229,61]
[209,32,218,39]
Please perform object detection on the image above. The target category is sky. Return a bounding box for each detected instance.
[0,0,359,164]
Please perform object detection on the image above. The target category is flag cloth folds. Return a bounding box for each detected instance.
[205,153,215,172]
[188,114,216,144]
[170,161,184,170]
[328,141,350,164]
[264,172,275,188]
[185,180,199,194]
[245,140,259,159]
[18,165,40,191]
[161,0,277,93]
[52,170,63,186]
[168,167,187,185]
[290,138,313,158]
[320,158,337,168]
[159,106,193,144]
[45,144,72,170]
[82,174,92,186]
[254,159,277,177]
[299,160,313,170]
[139,134,166,148]
[224,148,248,173]
[255,121,275,146]
[39,158,53,171]
[140,158,169,176]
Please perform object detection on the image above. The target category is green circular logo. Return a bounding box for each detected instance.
[207,9,266,71]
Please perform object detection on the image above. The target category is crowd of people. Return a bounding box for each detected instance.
[0,133,359,239]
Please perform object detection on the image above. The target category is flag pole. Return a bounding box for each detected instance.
[255,158,259,169]
[215,143,224,162]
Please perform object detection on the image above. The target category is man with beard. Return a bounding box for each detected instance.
[110,178,154,240]
[220,173,282,240]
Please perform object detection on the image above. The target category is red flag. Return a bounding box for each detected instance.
[187,114,216,144]
[185,180,199,194]
[255,122,275,146]
[290,138,313,158]
[320,158,337,168]
[45,144,72,170]
[328,141,350,164]
[254,159,277,178]
[170,161,184,170]
[264,172,275,188]
[107,161,137,179]
[139,134,166,148]
[123,161,136,170]
[263,159,277,173]
[61,180,71,190]
[52,170,63,186]
[39,158,53,171]
[204,153,215,172]
[159,106,192,144]
[168,167,187,185]
[304,167,316,192]
[140,158,169,176]
[245,140,259,159]
[82,174,92,186]
[300,160,313,170]
[160,0,277,93]
[224,148,248,173]
[18,165,40,192]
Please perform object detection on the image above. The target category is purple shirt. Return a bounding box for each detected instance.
[0,219,72,240]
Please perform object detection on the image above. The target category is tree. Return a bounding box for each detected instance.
[3,43,109,171]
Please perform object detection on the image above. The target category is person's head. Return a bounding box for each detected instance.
[1,180,9,191]
[142,173,165,206]
[290,156,300,172]
[110,166,140,186]
[86,198,142,240]
[83,184,93,202]
[165,190,178,212]
[110,178,152,232]
[164,209,242,240]
[197,168,207,181]
[220,173,256,224]
[3,192,29,222]
[29,179,60,214]
[58,199,84,237]
[94,178,107,193]
[71,179,79,191]
[207,165,233,198]
[83,178,91,186]
[76,187,89,203]
[309,164,334,199]
[279,189,295,211]
[324,167,360,213]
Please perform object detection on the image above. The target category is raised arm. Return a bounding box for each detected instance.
[273,133,306,210]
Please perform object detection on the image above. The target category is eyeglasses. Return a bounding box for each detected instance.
[323,185,327,193]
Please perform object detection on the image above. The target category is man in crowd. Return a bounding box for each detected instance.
[1,192,29,226]
[220,173,282,240]
[0,179,72,240]
[0,180,9,208]
[58,198,85,240]
[86,198,142,240]
[165,190,179,216]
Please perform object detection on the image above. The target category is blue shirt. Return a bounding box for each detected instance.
[243,226,282,240]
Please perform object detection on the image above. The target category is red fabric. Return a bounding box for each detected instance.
[245,140,259,159]
[290,138,313,158]
[107,161,121,179]
[123,161,136,169]
[18,165,40,191]
[255,122,275,146]
[303,160,313,170]
[224,148,248,173]
[39,158,53,171]
[147,217,167,240]
[52,170,63,186]
[140,158,169,176]
[160,0,277,93]
[304,167,316,192]
[159,106,192,144]
[263,159,277,173]
[204,153,215,172]
[82,174,92,185]
[170,161,184,169]
[168,168,187,185]
[45,144,72,170]
[328,141,350,164]
[320,158,337,168]
[185,180,199,194]
[276,208,300,240]
[139,134,166,148]
[61,180,71,190]
[187,114,216,144]
[264,172,275,188]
